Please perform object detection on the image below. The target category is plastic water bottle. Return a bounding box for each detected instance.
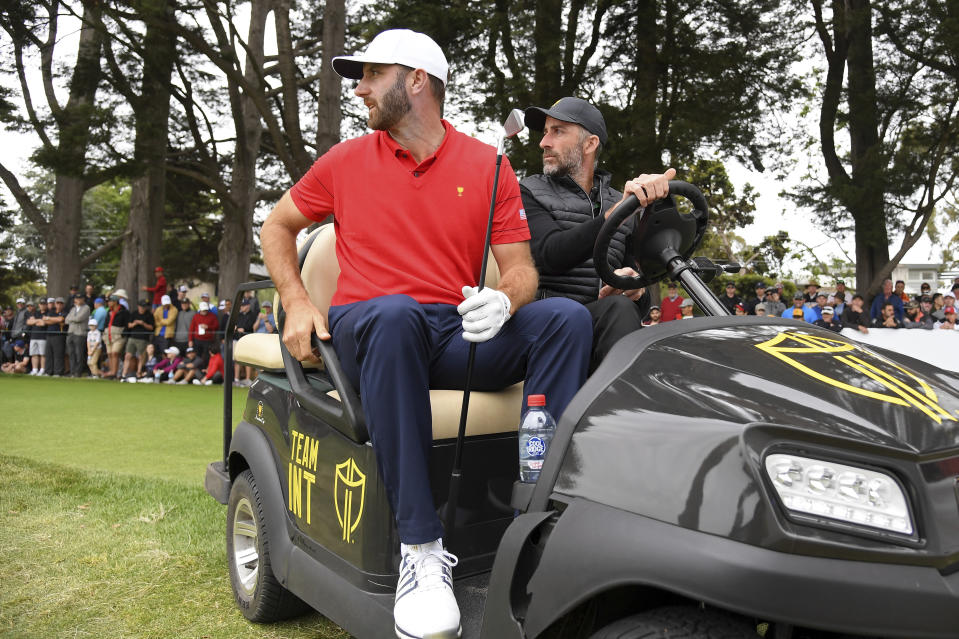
[519,394,556,483]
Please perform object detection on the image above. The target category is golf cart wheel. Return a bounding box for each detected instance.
[227,469,308,622]
[590,605,757,638]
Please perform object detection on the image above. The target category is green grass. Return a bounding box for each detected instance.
[0,376,348,639]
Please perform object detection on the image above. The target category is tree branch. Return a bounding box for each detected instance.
[79,230,131,269]
[0,161,48,232]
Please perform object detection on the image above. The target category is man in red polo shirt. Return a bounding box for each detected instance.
[142,266,167,309]
[261,29,592,639]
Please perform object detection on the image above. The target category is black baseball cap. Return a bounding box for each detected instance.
[524,97,608,145]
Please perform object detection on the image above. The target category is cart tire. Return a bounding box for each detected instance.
[227,469,309,622]
[590,605,757,638]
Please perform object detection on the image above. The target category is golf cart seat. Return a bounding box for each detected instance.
[234,224,524,440]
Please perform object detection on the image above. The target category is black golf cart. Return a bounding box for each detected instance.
[205,182,959,638]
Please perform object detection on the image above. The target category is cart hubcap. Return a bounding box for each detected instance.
[232,497,259,597]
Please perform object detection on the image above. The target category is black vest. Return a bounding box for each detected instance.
[521,171,633,305]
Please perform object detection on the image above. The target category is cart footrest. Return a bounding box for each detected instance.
[205,461,230,504]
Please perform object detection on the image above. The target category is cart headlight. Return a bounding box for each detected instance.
[764,454,913,535]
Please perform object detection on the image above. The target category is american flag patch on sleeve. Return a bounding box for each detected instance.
[519,208,526,220]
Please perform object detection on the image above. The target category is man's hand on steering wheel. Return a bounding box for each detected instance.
[599,267,646,301]
[607,168,677,217]
[281,297,330,362]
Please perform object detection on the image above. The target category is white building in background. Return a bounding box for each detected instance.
[890,263,944,293]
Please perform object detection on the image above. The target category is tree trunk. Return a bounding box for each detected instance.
[845,0,889,300]
[45,1,104,297]
[631,0,662,172]
[217,0,269,301]
[316,0,345,157]
[47,177,85,297]
[116,0,177,297]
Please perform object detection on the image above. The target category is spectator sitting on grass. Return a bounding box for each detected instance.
[147,346,181,383]
[872,302,903,329]
[173,297,195,356]
[172,346,202,384]
[1,340,29,374]
[26,300,45,375]
[86,317,102,378]
[814,306,843,332]
[137,343,159,380]
[194,342,224,386]
[120,299,154,381]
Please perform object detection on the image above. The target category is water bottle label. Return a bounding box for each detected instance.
[525,436,546,457]
[527,459,543,470]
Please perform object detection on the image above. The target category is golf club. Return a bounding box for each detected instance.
[443,108,526,541]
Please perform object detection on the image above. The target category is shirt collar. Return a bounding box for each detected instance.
[380,119,453,173]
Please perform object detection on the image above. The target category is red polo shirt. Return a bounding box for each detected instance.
[289,120,529,307]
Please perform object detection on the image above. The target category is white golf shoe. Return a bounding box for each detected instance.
[393,539,460,639]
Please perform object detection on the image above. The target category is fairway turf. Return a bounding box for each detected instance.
[0,376,349,638]
[0,375,244,483]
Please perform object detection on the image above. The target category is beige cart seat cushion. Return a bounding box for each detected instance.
[235,224,523,437]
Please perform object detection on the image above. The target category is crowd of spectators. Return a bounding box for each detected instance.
[641,277,959,334]
[3,272,956,377]
[0,269,278,386]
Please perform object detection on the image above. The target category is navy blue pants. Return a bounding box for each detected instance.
[329,294,591,544]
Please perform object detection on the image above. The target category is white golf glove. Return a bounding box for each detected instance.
[458,286,511,343]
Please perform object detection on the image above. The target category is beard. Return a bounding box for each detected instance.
[542,143,585,180]
[368,72,411,130]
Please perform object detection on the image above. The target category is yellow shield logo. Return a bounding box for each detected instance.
[334,458,366,543]
[255,401,265,423]
[756,330,957,424]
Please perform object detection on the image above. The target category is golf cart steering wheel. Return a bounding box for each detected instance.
[593,180,709,290]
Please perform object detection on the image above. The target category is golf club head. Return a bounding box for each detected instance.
[497,108,526,154]
[504,108,525,138]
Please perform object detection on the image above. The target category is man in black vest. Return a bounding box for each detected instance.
[520,96,674,372]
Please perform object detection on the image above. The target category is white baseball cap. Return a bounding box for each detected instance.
[164,346,180,356]
[161,294,172,305]
[16,297,25,303]
[198,301,210,311]
[332,29,449,86]
[178,284,188,292]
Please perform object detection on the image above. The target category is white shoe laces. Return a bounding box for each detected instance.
[400,548,458,594]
